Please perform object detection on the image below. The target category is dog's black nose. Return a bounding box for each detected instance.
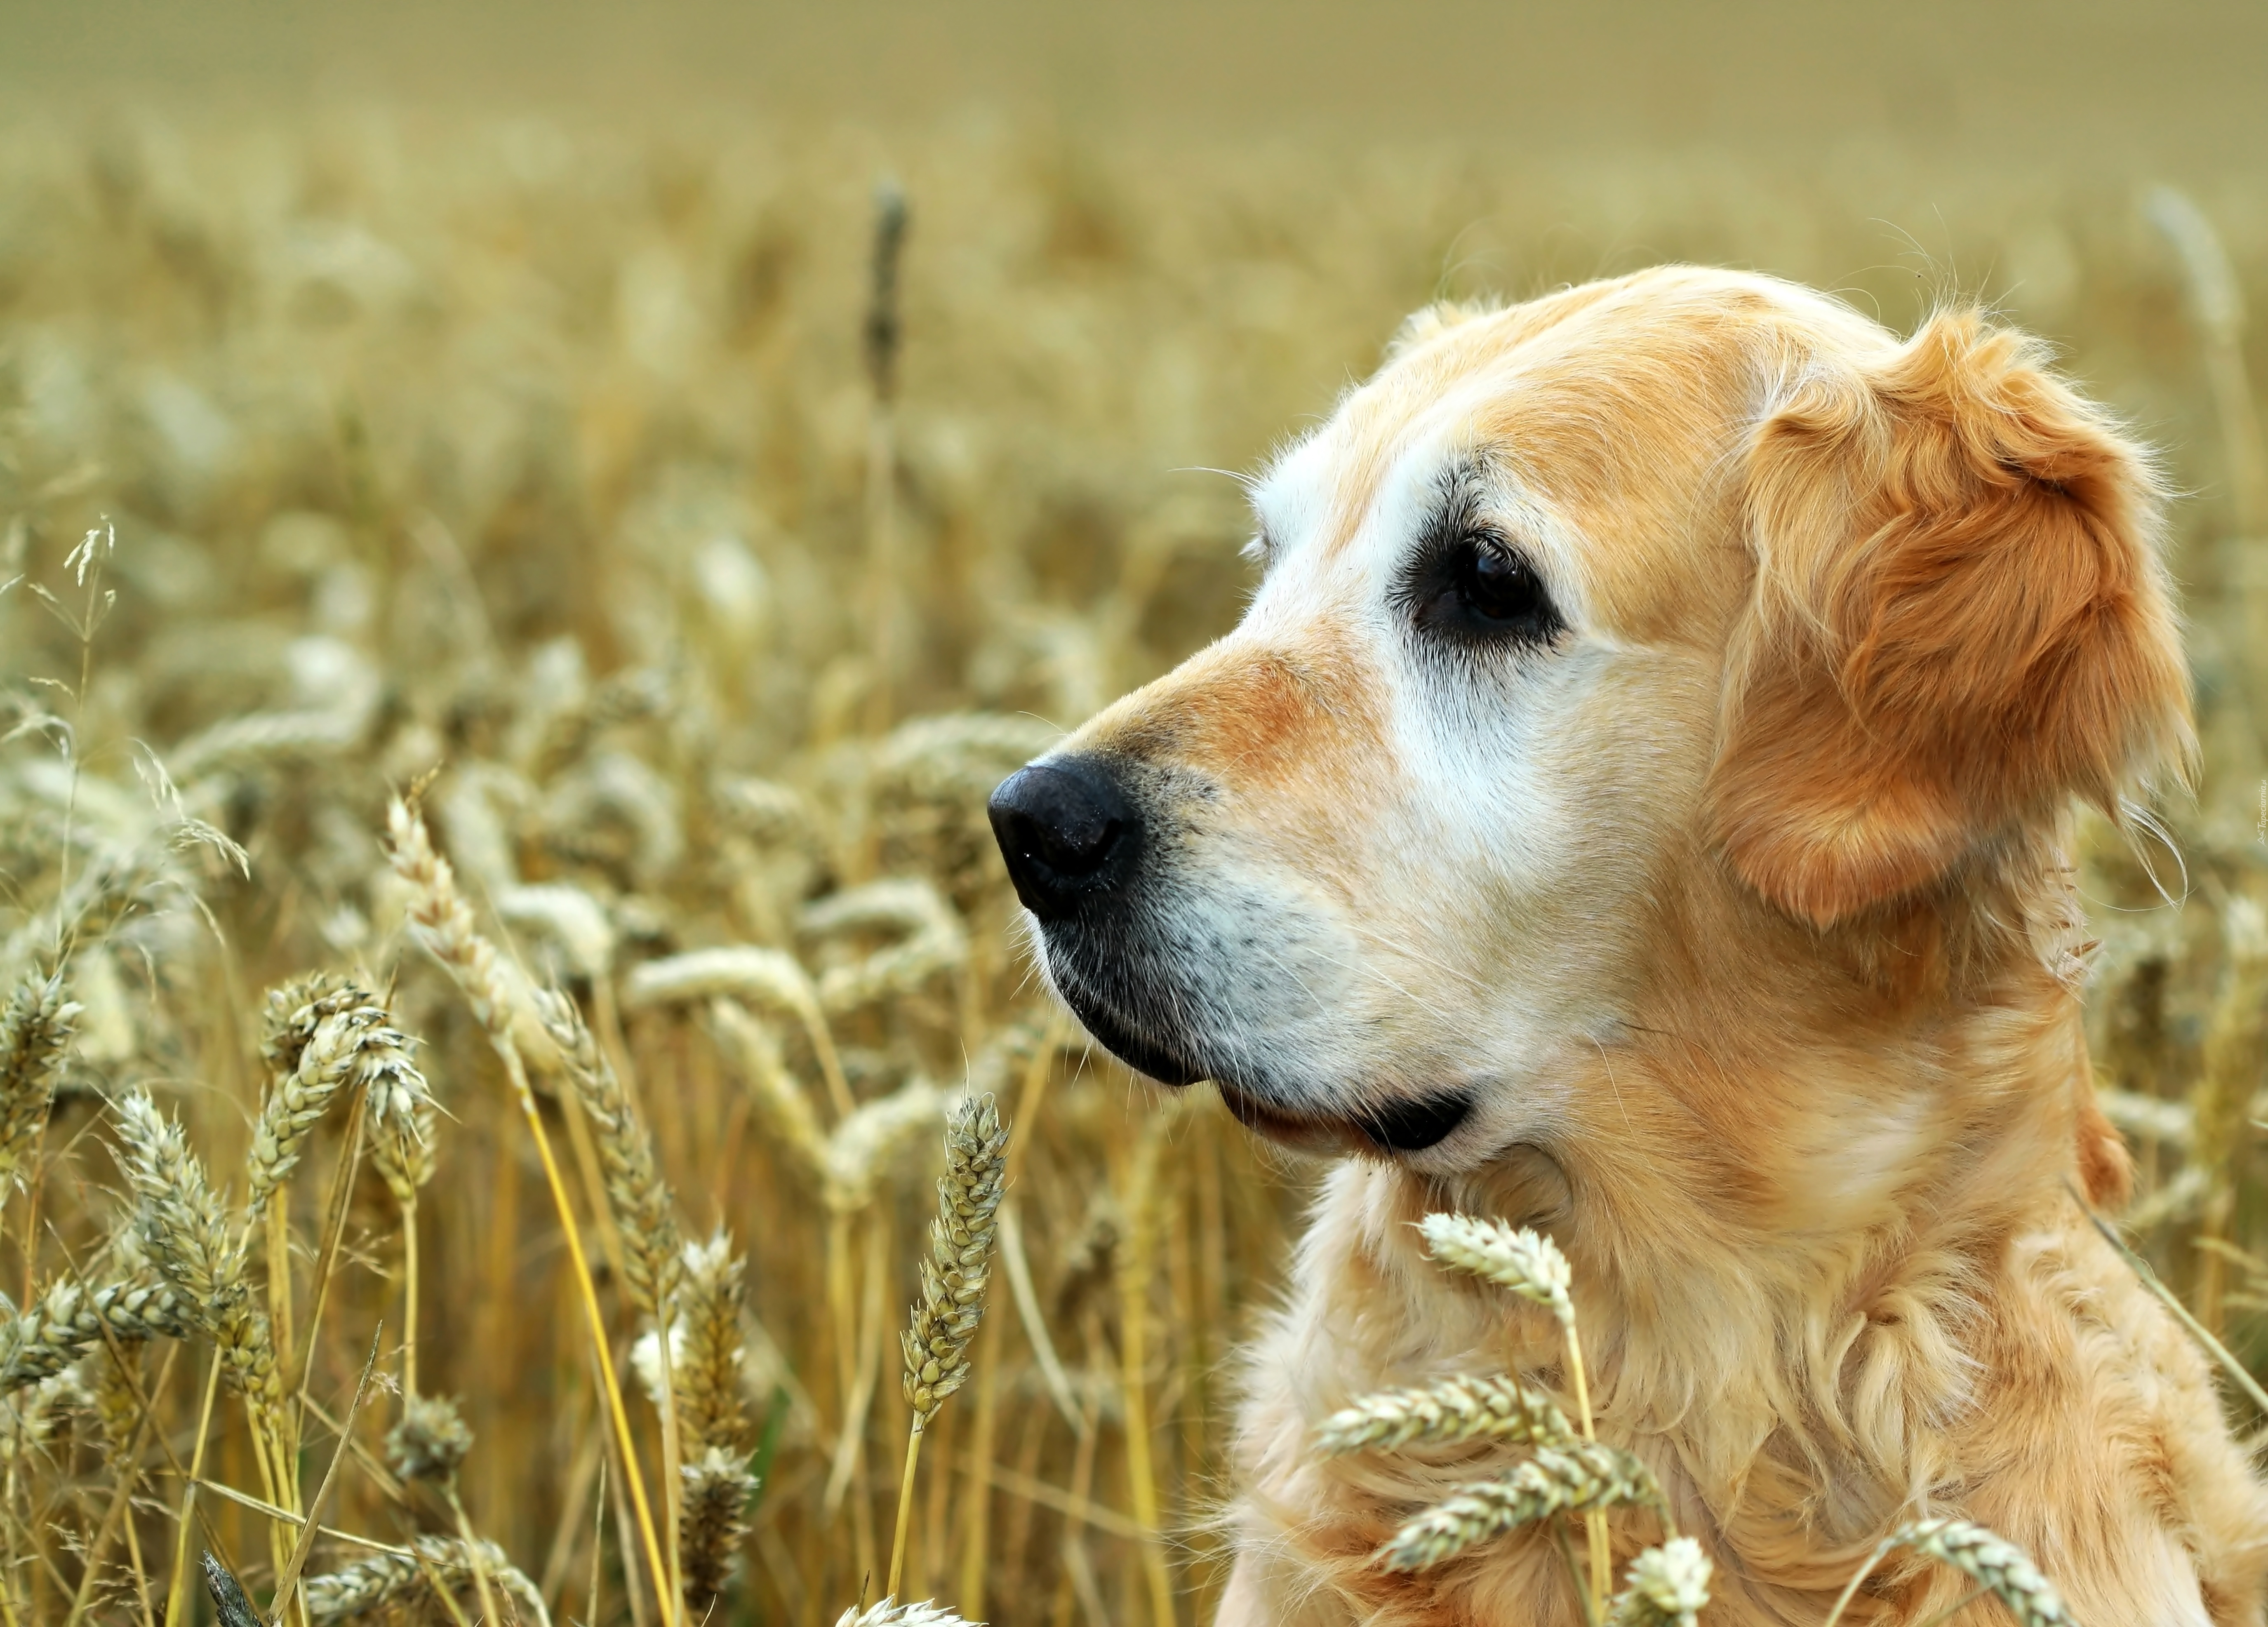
[988,757,1138,919]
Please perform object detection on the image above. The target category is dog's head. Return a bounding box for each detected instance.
[990,267,2189,1170]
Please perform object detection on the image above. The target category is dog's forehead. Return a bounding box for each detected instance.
[1252,269,1877,643]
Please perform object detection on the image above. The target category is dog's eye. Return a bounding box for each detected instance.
[1412,533,1562,647]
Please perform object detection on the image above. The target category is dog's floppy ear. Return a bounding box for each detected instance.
[1706,309,2193,929]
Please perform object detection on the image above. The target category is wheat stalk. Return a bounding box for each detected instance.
[1375,1440,1665,1574]
[1418,1212,1609,1599]
[386,792,675,1625]
[1315,1372,1573,1455]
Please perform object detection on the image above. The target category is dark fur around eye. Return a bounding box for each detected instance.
[1397,515,1565,651]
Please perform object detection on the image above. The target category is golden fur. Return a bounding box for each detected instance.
[1038,266,2268,1625]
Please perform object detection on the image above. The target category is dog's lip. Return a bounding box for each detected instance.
[1051,983,1207,1088]
[1213,1079,1477,1159]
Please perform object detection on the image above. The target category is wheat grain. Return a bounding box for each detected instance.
[111,1091,287,1460]
[625,944,825,1017]
[902,1094,1009,1425]
[826,1077,947,1213]
[112,1092,243,1322]
[673,1231,756,1604]
[1315,1372,1573,1455]
[1607,1538,1713,1627]
[249,974,430,1209]
[1419,1213,1575,1328]
[0,1275,191,1389]
[384,795,529,1047]
[534,987,682,1321]
[706,998,832,1181]
[0,967,74,1192]
[387,1392,474,1484]
[304,1534,551,1627]
[1892,1519,2070,1627]
[835,1598,978,1627]
[800,879,969,1014]
[1375,1440,1665,1573]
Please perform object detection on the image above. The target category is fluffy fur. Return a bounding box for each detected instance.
[1012,266,2268,1625]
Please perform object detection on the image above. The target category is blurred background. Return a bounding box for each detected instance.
[3,5,2268,1625]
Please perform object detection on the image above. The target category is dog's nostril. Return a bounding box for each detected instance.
[988,757,1141,917]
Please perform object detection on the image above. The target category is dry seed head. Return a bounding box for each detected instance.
[901,1092,1009,1423]
[112,1091,282,1426]
[533,987,682,1317]
[835,1600,977,1627]
[680,1443,758,1605]
[1,1275,192,1390]
[386,1391,473,1484]
[0,968,75,1192]
[113,1091,244,1323]
[372,1096,438,1201]
[826,1076,945,1213]
[1420,1212,1574,1328]
[674,1230,752,1452]
[799,878,968,1014]
[624,945,823,1018]
[1375,1440,1665,1573]
[384,796,520,1040]
[1315,1372,1573,1456]
[303,1534,550,1627]
[248,975,431,1210]
[85,1341,144,1456]
[1608,1539,1713,1627]
[1890,1519,2071,1627]
[706,999,829,1184]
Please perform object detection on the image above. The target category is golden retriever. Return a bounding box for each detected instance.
[987,266,2268,1625]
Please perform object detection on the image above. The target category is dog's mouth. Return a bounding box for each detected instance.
[1059,984,1476,1156]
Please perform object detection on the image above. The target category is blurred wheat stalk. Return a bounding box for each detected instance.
[0,107,2263,1627]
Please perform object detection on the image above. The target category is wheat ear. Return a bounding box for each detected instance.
[304,1535,550,1627]
[672,1232,756,1606]
[1316,1372,1573,1455]
[1822,1518,2071,1627]
[836,1600,976,1627]
[0,968,75,1199]
[887,1093,1008,1601]
[1607,1538,1713,1627]
[386,793,674,1625]
[1420,1212,1609,1601]
[1376,1440,1665,1574]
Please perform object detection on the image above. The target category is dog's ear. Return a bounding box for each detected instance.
[1706,309,2193,929]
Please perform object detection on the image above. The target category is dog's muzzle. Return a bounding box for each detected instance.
[989,755,1475,1155]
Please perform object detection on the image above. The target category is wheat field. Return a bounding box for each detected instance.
[3,108,2268,1627]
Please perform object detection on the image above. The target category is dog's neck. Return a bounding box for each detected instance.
[1408,825,2101,1540]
